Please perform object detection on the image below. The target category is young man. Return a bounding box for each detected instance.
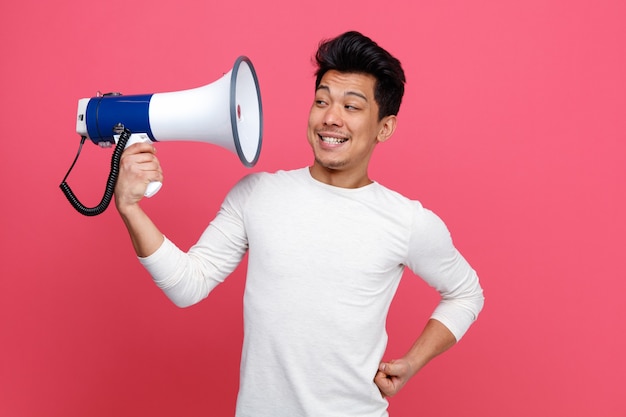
[114,31,484,417]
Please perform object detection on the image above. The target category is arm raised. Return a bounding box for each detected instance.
[114,142,165,257]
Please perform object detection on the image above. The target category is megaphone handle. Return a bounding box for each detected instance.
[122,133,162,198]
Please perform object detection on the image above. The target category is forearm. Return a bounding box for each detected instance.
[116,204,208,307]
[402,318,457,375]
[113,141,165,257]
[375,319,457,397]
[117,203,165,258]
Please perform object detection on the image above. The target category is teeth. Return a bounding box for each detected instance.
[321,136,347,144]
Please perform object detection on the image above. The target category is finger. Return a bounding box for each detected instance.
[375,369,388,380]
[122,153,162,174]
[374,372,394,397]
[379,360,404,377]
[123,141,157,155]
[123,149,159,164]
[379,361,395,375]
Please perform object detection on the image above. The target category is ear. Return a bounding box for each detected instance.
[376,115,397,143]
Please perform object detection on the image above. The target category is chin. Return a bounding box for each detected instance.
[315,156,347,171]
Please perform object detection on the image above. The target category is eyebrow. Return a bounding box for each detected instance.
[316,84,368,102]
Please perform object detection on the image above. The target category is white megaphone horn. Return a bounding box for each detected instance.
[61,56,262,216]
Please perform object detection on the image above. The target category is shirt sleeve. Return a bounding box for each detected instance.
[405,204,484,341]
[138,174,260,307]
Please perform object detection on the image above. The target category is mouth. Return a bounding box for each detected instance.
[319,135,348,145]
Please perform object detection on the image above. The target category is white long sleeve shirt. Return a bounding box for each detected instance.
[139,167,484,417]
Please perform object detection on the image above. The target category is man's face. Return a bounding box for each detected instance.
[307,70,396,186]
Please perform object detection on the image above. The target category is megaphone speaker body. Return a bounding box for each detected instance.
[76,56,262,167]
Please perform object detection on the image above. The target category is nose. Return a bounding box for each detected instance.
[322,104,343,127]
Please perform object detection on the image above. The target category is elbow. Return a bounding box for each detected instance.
[161,286,208,308]
[171,299,196,309]
[157,275,214,308]
[467,288,485,323]
[168,293,205,309]
[464,275,485,321]
[475,290,485,318]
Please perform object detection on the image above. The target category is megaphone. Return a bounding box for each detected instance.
[61,56,263,216]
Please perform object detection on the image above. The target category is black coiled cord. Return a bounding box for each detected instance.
[59,128,132,216]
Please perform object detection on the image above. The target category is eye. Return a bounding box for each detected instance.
[345,104,359,111]
[315,99,328,107]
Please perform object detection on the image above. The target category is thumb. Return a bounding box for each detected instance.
[379,359,399,375]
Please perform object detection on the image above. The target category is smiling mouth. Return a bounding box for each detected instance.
[319,135,348,144]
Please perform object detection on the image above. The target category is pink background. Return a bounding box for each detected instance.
[1,1,625,416]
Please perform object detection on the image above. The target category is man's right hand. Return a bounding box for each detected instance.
[114,142,163,213]
[114,142,166,258]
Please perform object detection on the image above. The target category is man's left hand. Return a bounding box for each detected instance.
[374,359,414,398]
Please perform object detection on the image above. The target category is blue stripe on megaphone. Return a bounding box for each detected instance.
[85,94,155,144]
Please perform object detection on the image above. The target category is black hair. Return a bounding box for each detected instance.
[314,31,406,119]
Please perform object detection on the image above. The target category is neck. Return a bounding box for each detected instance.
[308,164,373,189]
